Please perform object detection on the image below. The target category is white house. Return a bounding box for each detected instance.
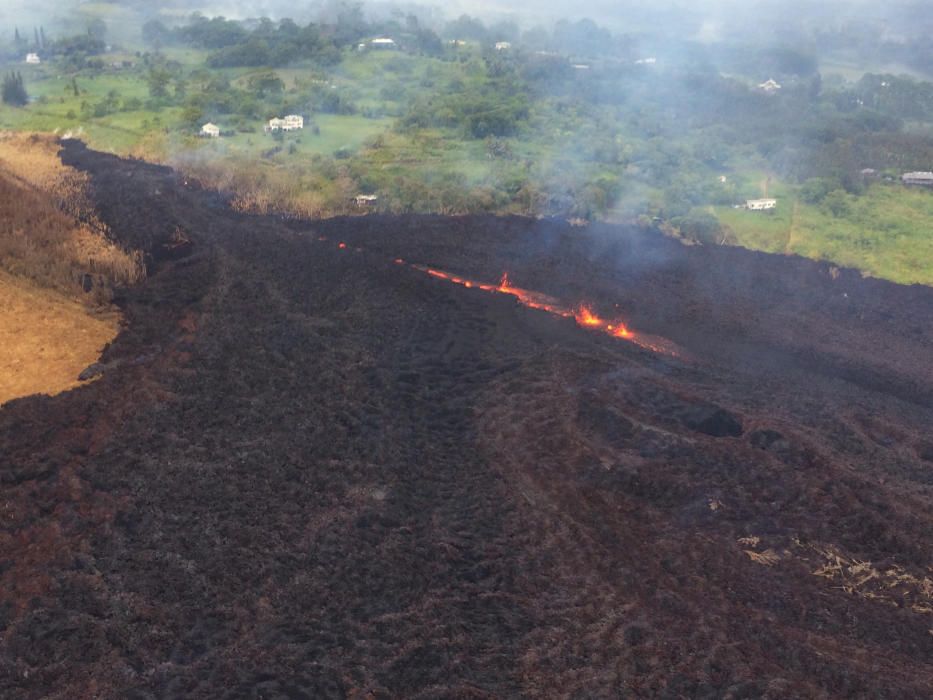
[200,123,220,138]
[635,57,657,65]
[354,194,379,206]
[284,115,304,130]
[265,115,304,133]
[25,53,40,65]
[495,42,512,51]
[902,172,933,186]
[758,78,782,93]
[370,38,397,50]
[746,198,777,211]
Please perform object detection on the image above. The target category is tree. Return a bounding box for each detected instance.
[142,20,171,47]
[800,177,835,204]
[2,72,28,106]
[247,72,285,98]
[444,15,487,42]
[413,28,443,56]
[331,1,368,45]
[181,103,204,127]
[87,19,107,42]
[823,189,852,218]
[673,212,731,245]
[147,68,172,98]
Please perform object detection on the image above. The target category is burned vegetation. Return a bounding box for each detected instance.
[0,141,932,698]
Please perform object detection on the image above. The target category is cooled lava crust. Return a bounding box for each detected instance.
[2,140,932,698]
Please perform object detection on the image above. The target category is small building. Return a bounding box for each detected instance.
[746,198,777,211]
[635,57,657,65]
[354,194,379,207]
[282,114,304,131]
[902,171,933,187]
[495,42,512,51]
[448,39,467,47]
[200,123,220,138]
[758,78,782,93]
[369,38,397,50]
[572,64,591,71]
[265,115,304,133]
[25,53,40,65]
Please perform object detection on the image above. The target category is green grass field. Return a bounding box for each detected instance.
[716,182,933,285]
[201,114,394,160]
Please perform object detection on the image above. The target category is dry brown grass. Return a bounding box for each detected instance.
[808,542,933,615]
[178,156,344,219]
[741,533,933,619]
[0,132,145,303]
[0,270,118,406]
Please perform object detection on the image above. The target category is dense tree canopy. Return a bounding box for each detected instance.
[1,72,28,106]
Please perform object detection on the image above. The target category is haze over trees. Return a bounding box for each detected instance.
[1,0,932,283]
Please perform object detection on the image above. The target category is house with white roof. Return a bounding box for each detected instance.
[25,53,40,64]
[283,115,304,130]
[902,172,933,187]
[746,198,777,211]
[265,115,304,133]
[758,78,782,93]
[200,123,220,138]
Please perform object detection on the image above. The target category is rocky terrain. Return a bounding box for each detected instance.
[1,140,932,698]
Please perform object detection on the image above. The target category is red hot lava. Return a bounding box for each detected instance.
[412,265,675,354]
[307,232,676,356]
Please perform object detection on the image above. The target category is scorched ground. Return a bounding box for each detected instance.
[1,141,932,698]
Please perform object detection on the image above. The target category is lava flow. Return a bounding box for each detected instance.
[411,265,675,354]
[574,304,633,339]
[308,228,673,355]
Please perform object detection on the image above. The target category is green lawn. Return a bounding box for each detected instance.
[716,183,933,285]
[204,114,394,160]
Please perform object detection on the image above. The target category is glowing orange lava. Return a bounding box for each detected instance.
[409,265,670,351]
[608,322,633,339]
[575,305,604,327]
[304,227,678,357]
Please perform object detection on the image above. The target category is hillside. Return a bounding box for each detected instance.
[0,133,136,404]
[0,270,118,405]
[0,141,930,697]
